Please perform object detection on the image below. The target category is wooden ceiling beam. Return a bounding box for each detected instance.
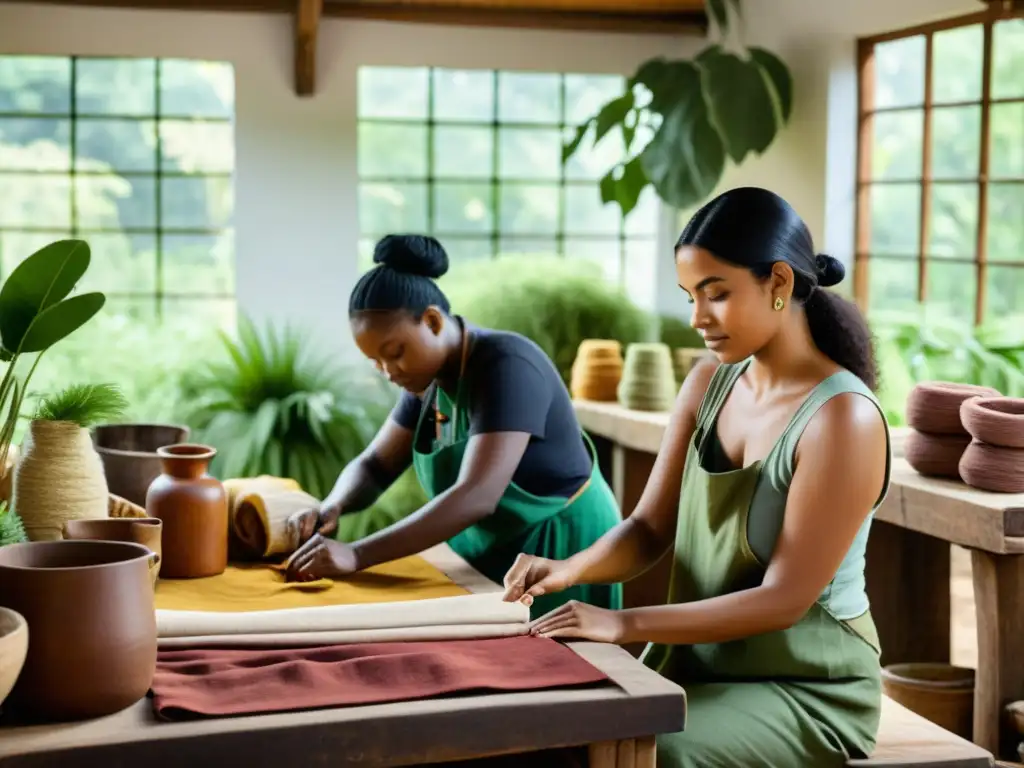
[294,0,323,96]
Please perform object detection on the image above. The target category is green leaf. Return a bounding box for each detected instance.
[622,110,638,152]
[698,48,780,162]
[598,157,649,218]
[705,0,729,33]
[639,62,726,209]
[599,168,618,204]
[18,292,106,353]
[0,239,91,353]
[562,119,593,163]
[750,47,794,123]
[594,91,635,143]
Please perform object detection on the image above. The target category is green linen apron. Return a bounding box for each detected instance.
[410,328,623,619]
[642,361,890,767]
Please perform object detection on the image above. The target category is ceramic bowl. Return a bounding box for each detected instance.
[0,606,28,707]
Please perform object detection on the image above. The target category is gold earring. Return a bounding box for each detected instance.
[773,296,785,311]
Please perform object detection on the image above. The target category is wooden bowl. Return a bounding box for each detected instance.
[0,606,28,707]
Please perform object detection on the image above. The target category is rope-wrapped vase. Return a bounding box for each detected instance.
[12,420,109,542]
[570,340,623,402]
[618,342,677,412]
[906,382,999,435]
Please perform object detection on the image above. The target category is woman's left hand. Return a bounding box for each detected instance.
[285,534,359,581]
[528,600,626,644]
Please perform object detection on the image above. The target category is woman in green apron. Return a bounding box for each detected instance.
[285,234,622,618]
[503,187,891,766]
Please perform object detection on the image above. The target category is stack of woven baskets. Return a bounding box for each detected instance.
[904,382,999,479]
[959,396,1024,493]
[570,340,623,403]
[617,342,677,412]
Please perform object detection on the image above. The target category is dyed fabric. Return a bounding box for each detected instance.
[151,635,609,721]
[153,554,468,613]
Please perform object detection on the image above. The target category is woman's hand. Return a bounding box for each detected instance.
[285,534,358,581]
[528,600,626,644]
[502,553,576,606]
[295,501,343,544]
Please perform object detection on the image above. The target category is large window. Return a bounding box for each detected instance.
[854,11,1024,324]
[356,66,660,306]
[0,55,236,326]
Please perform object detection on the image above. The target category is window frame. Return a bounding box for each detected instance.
[853,6,1024,324]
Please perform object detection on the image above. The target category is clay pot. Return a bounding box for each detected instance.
[0,606,28,709]
[146,444,228,579]
[92,423,191,507]
[903,429,971,479]
[959,440,1024,493]
[905,382,1000,436]
[570,340,624,403]
[13,420,109,542]
[0,540,157,721]
[960,397,1024,449]
[881,663,975,740]
[62,517,163,587]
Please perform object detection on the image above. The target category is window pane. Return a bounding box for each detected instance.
[565,237,622,285]
[988,182,1024,263]
[873,36,926,109]
[359,182,428,233]
[0,230,70,278]
[926,260,976,324]
[985,264,1024,322]
[932,24,983,104]
[162,231,235,295]
[0,174,70,228]
[564,74,625,125]
[76,175,156,229]
[869,183,920,255]
[357,237,376,273]
[161,297,236,331]
[442,237,493,262]
[868,257,919,313]
[565,184,621,236]
[992,19,1024,100]
[931,106,981,180]
[160,121,234,173]
[871,109,922,180]
[928,183,977,259]
[358,67,428,119]
[624,185,660,238]
[434,125,493,180]
[499,183,559,234]
[497,72,561,124]
[564,125,624,181]
[76,232,157,294]
[160,60,234,119]
[433,69,493,122]
[76,58,156,116]
[498,237,558,257]
[624,238,658,309]
[498,127,561,180]
[75,118,157,173]
[0,117,71,170]
[433,182,493,234]
[161,176,233,230]
[990,103,1024,180]
[0,56,71,113]
[358,123,428,178]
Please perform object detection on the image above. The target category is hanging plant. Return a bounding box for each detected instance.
[564,0,794,217]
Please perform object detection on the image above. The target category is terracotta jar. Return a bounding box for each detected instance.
[0,540,157,721]
[62,517,163,587]
[146,444,228,579]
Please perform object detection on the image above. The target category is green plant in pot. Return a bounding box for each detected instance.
[0,239,106,542]
[564,0,793,216]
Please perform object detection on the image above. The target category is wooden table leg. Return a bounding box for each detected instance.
[865,519,951,666]
[970,550,1024,759]
[588,736,656,767]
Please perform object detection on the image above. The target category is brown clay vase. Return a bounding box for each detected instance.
[62,517,163,587]
[146,444,228,579]
[0,540,157,721]
[92,423,191,507]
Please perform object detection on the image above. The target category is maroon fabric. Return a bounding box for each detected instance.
[151,636,609,721]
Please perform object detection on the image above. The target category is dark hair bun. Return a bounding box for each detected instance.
[815,254,845,288]
[373,234,449,279]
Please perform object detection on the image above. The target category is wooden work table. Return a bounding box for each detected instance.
[575,399,1024,760]
[0,543,686,768]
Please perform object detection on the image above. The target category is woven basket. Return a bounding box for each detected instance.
[618,343,676,412]
[570,339,624,403]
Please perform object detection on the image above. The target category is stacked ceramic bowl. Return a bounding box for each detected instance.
[617,342,677,412]
[959,396,1024,493]
[903,382,1000,479]
[570,340,624,402]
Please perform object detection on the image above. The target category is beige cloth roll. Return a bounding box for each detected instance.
[234,489,319,558]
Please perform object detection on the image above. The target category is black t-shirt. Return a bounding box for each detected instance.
[390,325,592,498]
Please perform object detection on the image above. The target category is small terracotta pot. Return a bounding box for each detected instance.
[146,444,228,579]
[903,429,971,479]
[0,606,28,709]
[905,382,1000,435]
[881,663,975,740]
[960,397,1024,449]
[62,517,163,587]
[959,440,1024,493]
[0,540,157,721]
